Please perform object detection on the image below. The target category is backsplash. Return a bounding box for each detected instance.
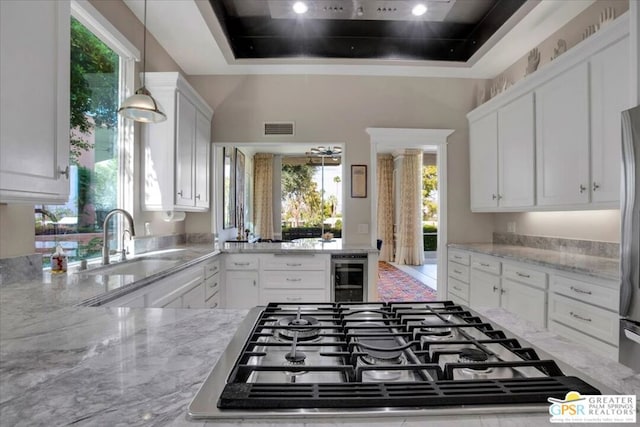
[493,232,619,259]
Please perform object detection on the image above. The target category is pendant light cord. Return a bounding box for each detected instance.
[142,0,147,88]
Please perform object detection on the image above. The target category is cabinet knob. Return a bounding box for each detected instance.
[58,166,70,179]
[492,194,497,200]
[196,194,201,200]
[579,184,587,193]
[592,182,600,191]
[500,289,506,295]
[177,190,183,197]
[492,286,498,292]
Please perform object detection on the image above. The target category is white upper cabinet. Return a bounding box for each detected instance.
[498,93,535,209]
[467,15,629,212]
[143,72,213,212]
[0,1,70,203]
[589,36,629,205]
[469,112,498,210]
[469,93,535,212]
[535,63,590,207]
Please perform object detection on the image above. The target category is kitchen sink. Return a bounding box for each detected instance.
[81,258,181,276]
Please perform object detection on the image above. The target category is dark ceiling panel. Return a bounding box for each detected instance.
[209,0,529,62]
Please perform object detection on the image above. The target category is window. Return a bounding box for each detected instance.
[35,4,136,266]
[281,157,342,241]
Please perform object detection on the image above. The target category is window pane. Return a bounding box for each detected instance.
[35,17,121,266]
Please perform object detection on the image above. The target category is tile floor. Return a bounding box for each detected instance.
[388,251,438,291]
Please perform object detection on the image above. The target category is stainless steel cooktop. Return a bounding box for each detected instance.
[188,301,606,420]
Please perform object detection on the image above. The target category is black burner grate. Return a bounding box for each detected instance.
[219,376,600,409]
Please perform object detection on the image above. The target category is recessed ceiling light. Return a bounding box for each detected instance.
[292,1,308,14]
[411,3,427,16]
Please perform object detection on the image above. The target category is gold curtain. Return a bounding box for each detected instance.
[395,149,424,265]
[253,153,274,240]
[376,154,394,261]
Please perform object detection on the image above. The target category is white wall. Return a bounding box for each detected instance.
[188,74,494,245]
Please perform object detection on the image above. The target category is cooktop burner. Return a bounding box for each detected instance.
[189,301,604,419]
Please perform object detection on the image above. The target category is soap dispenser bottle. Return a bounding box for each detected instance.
[50,244,68,274]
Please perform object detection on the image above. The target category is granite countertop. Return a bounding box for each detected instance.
[222,238,378,254]
[449,242,620,280]
[1,243,638,426]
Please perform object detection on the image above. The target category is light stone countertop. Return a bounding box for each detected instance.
[222,238,378,254]
[449,243,620,280]
[1,243,638,426]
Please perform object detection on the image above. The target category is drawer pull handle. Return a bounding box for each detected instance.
[453,286,462,291]
[570,286,592,295]
[286,278,302,282]
[234,262,250,266]
[516,272,531,278]
[211,302,218,308]
[570,311,592,322]
[286,297,302,301]
[480,262,491,267]
[454,255,462,259]
[453,269,462,275]
[286,263,302,267]
[492,286,498,292]
[208,281,218,289]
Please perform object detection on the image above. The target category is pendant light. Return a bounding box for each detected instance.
[118,0,166,123]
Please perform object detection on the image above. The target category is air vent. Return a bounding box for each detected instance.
[264,122,295,136]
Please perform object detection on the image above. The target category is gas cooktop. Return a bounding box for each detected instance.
[189,301,602,419]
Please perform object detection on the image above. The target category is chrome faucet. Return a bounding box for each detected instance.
[102,209,135,265]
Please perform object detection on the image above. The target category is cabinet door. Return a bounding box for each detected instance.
[501,279,546,328]
[175,92,196,208]
[469,112,498,210]
[225,271,259,309]
[469,269,500,309]
[590,37,629,204]
[536,63,590,206]
[194,110,210,209]
[498,93,535,208]
[0,1,70,203]
[182,283,205,309]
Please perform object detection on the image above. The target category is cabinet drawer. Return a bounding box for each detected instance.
[471,255,501,275]
[550,274,618,312]
[204,273,221,300]
[262,271,326,289]
[261,253,328,270]
[205,291,221,309]
[448,292,468,306]
[549,320,618,360]
[225,254,259,270]
[548,293,619,345]
[260,289,327,305]
[502,263,547,289]
[204,258,221,279]
[448,277,469,302]
[448,261,469,283]
[448,250,470,266]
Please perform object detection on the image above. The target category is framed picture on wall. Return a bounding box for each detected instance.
[351,165,367,198]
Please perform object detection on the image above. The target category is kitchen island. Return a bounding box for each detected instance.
[1,245,638,426]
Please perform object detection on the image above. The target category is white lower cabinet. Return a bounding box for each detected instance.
[103,255,220,309]
[259,254,329,304]
[447,250,470,304]
[467,253,547,328]
[548,272,619,359]
[225,271,259,309]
